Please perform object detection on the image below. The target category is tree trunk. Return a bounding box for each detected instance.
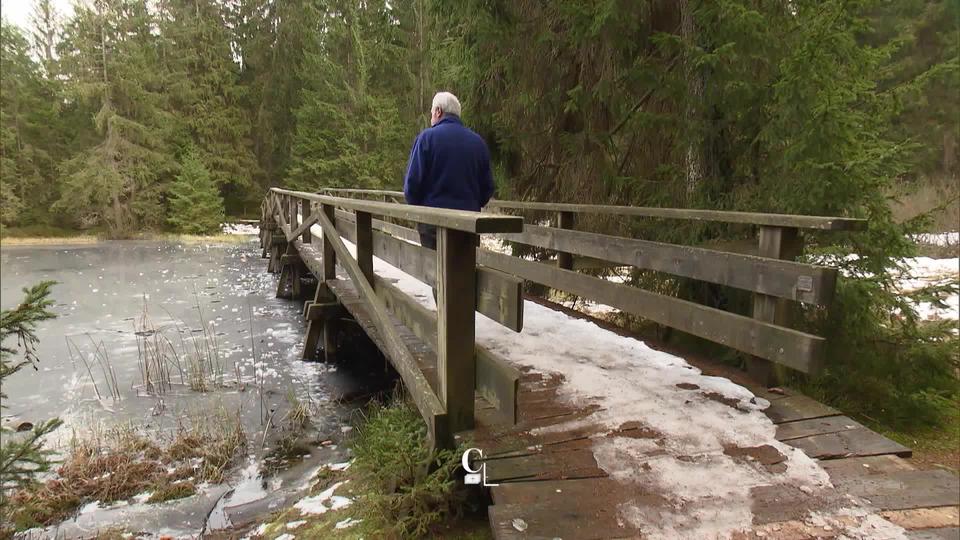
[680,0,704,201]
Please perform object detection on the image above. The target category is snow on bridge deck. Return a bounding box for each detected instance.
[305,224,958,540]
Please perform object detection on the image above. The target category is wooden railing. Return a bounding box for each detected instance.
[260,188,524,448]
[314,187,866,385]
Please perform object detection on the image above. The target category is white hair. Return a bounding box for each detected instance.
[431,92,461,117]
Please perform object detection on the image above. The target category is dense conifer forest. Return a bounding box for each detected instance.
[1,0,957,433]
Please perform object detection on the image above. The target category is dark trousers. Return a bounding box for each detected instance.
[418,224,438,301]
[418,223,437,250]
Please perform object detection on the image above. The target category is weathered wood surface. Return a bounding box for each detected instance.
[316,187,867,230]
[785,426,913,459]
[775,415,863,441]
[881,506,960,531]
[315,208,449,445]
[479,250,824,372]
[487,199,867,231]
[272,187,523,234]
[831,469,959,510]
[374,277,520,424]
[906,528,960,540]
[334,213,524,332]
[555,211,575,271]
[765,394,839,424]
[499,224,836,304]
[748,225,805,384]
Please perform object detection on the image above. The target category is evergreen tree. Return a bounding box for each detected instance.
[158,0,259,214]
[29,0,61,79]
[287,0,413,191]
[167,147,225,234]
[53,0,175,237]
[229,0,314,188]
[0,21,61,227]
[0,282,62,527]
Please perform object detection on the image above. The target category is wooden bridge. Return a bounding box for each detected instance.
[258,188,958,539]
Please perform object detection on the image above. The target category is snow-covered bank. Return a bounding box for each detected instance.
[223,222,261,235]
[897,256,959,322]
[911,231,959,247]
[309,223,908,539]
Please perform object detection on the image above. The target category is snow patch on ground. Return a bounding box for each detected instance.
[897,256,959,322]
[222,222,260,235]
[293,480,352,515]
[912,231,959,247]
[811,253,958,322]
[335,517,362,529]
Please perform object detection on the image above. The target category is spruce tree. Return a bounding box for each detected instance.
[0,21,61,227]
[0,282,62,525]
[167,148,225,235]
[53,0,175,237]
[286,0,412,191]
[158,0,259,213]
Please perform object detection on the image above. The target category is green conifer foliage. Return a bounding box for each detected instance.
[167,148,225,235]
[0,22,61,227]
[286,0,412,191]
[0,282,62,529]
[52,0,175,237]
[158,0,259,213]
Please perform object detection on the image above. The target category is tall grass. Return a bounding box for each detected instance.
[133,296,238,395]
[6,408,246,531]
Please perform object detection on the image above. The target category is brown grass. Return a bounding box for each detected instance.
[0,236,100,247]
[5,417,246,532]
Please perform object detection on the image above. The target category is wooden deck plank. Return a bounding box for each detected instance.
[764,394,839,424]
[817,454,917,478]
[881,507,960,530]
[829,470,959,511]
[784,426,912,459]
[906,528,960,540]
[489,501,639,540]
[775,415,863,441]
[484,447,607,483]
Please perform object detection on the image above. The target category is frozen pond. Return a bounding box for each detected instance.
[0,235,380,537]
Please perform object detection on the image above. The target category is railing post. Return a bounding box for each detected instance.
[557,211,575,270]
[437,227,478,433]
[288,195,297,236]
[301,200,312,243]
[749,225,802,386]
[321,203,338,362]
[356,211,374,284]
[322,204,337,281]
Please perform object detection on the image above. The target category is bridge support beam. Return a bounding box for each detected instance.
[302,282,340,361]
[556,211,575,270]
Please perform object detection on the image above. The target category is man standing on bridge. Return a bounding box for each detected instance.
[403,91,495,250]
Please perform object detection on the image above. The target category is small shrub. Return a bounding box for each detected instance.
[350,398,467,538]
[167,148,225,235]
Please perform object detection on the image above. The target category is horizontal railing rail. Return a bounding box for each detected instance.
[313,187,869,384]
[265,187,866,442]
[316,187,867,231]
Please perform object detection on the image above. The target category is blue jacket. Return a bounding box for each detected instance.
[403,115,494,212]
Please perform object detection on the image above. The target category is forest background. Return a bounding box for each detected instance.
[0,0,957,453]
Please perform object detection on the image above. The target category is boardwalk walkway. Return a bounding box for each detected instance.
[261,189,959,539]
